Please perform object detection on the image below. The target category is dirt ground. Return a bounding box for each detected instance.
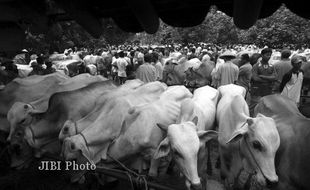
[0,140,267,190]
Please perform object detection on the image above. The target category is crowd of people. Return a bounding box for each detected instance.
[0,43,309,115]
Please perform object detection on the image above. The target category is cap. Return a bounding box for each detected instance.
[291,56,303,64]
[219,50,236,59]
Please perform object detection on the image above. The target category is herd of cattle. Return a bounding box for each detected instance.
[0,72,309,190]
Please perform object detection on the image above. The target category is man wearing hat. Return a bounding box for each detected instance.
[280,56,304,106]
[214,50,239,87]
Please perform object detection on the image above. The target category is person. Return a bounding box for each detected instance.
[251,48,276,96]
[0,60,18,85]
[135,53,156,83]
[13,49,30,65]
[250,48,276,115]
[43,60,56,75]
[237,54,252,95]
[280,56,304,106]
[152,52,163,81]
[29,60,45,76]
[112,50,128,85]
[273,49,292,92]
[214,51,239,87]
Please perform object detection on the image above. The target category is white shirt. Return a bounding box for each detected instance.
[281,72,303,104]
[113,57,128,77]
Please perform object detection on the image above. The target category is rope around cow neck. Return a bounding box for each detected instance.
[105,153,149,190]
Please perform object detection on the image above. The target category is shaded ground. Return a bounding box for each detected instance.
[0,140,266,190]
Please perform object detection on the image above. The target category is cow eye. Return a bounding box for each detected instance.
[20,118,26,124]
[173,150,183,159]
[252,141,263,151]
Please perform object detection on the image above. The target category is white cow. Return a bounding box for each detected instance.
[154,86,219,190]
[61,85,191,182]
[217,84,280,189]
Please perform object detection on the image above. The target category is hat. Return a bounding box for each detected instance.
[291,56,303,64]
[21,49,28,53]
[219,51,236,59]
[30,54,38,60]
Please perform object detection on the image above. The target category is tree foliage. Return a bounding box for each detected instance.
[133,5,310,48]
[25,4,310,54]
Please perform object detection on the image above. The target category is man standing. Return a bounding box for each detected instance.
[214,51,239,87]
[280,56,304,106]
[274,49,292,92]
[237,53,252,95]
[112,50,128,85]
[135,53,156,83]
[250,48,276,115]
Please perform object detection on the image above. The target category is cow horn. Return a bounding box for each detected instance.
[156,123,168,132]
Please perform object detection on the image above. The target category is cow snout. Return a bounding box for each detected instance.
[190,183,202,190]
[266,178,278,188]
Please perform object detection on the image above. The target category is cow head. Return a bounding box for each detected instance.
[154,117,218,190]
[61,134,93,182]
[59,120,77,142]
[7,102,35,141]
[9,127,34,169]
[227,113,280,187]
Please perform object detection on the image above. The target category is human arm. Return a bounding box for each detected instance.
[252,63,265,82]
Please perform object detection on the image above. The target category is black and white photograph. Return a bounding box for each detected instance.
[0,0,309,190]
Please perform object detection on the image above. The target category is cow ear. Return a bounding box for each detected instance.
[198,130,218,147]
[156,123,168,132]
[192,116,198,126]
[153,138,170,159]
[226,124,248,144]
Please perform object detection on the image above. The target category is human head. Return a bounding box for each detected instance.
[240,54,250,65]
[261,48,272,63]
[291,56,302,72]
[118,51,124,58]
[281,49,291,59]
[250,53,261,66]
[144,53,153,63]
[152,52,159,63]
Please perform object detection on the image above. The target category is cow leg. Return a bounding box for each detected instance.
[243,173,254,190]
[229,153,243,190]
[206,142,213,176]
[148,158,160,177]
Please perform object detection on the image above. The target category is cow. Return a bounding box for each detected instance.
[162,57,201,86]
[254,94,310,190]
[7,74,107,141]
[58,81,166,142]
[0,73,69,133]
[11,80,142,169]
[61,85,192,182]
[154,86,219,190]
[22,80,117,153]
[53,59,83,77]
[217,84,280,189]
[184,60,214,89]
